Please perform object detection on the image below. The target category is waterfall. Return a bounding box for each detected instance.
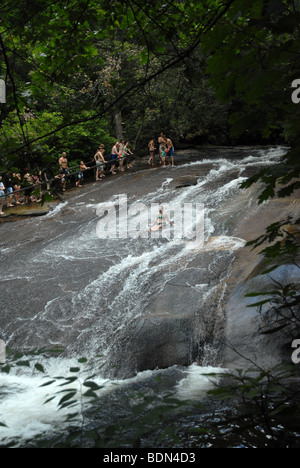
[0,146,287,445]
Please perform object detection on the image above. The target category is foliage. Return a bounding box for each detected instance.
[0,348,189,448]
[0,0,265,170]
[243,215,300,338]
[205,364,300,448]
[202,0,300,200]
[1,0,300,449]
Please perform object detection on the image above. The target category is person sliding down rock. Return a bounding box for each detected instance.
[150,206,174,232]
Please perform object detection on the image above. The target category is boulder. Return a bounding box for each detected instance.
[106,311,198,379]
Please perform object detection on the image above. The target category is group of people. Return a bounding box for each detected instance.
[0,133,175,216]
[54,141,134,193]
[0,170,43,215]
[148,133,175,167]
[107,140,134,176]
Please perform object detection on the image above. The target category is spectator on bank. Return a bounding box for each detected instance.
[59,152,68,191]
[158,133,167,165]
[12,172,22,205]
[166,137,175,167]
[118,140,125,172]
[5,174,14,207]
[0,176,5,215]
[125,142,133,169]
[22,170,34,204]
[148,139,156,166]
[76,161,88,188]
[31,169,42,202]
[94,145,107,181]
[53,171,64,195]
[110,142,119,175]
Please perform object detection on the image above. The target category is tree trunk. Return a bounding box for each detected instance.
[113,111,123,141]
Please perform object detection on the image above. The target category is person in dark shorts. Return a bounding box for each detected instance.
[110,142,119,175]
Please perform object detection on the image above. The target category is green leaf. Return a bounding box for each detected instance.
[260,323,288,335]
[35,363,45,373]
[16,360,30,368]
[78,357,87,364]
[58,391,77,406]
[247,299,271,308]
[83,390,98,399]
[83,381,103,391]
[39,379,56,387]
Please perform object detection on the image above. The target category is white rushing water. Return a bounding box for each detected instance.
[0,358,227,446]
[0,147,287,446]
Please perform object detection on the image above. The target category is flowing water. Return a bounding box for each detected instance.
[0,146,287,447]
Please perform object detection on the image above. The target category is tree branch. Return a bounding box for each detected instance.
[7,0,236,155]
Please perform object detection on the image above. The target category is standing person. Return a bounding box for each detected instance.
[125,142,133,168]
[0,176,5,215]
[124,141,133,169]
[12,171,21,205]
[31,169,42,202]
[94,145,107,181]
[54,171,64,195]
[118,140,125,172]
[5,174,14,207]
[148,139,156,166]
[158,132,167,165]
[76,161,88,187]
[22,170,33,204]
[59,152,68,191]
[110,142,119,175]
[160,145,167,167]
[166,137,175,167]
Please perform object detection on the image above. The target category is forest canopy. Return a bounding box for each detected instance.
[0,0,299,182]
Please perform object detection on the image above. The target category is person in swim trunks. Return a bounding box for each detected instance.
[110,142,119,175]
[76,161,88,187]
[58,152,68,191]
[94,145,107,180]
[166,137,175,167]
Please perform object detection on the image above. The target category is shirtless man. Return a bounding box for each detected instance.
[110,142,119,175]
[59,152,68,172]
[166,137,175,167]
[94,145,107,180]
[58,152,68,191]
[76,161,88,187]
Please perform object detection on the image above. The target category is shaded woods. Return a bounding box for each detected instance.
[1,0,299,173]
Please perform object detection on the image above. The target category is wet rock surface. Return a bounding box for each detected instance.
[0,146,298,378]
